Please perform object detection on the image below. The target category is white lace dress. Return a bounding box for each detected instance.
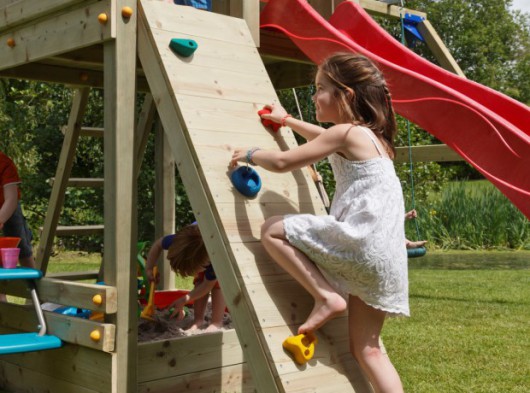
[283,129,409,317]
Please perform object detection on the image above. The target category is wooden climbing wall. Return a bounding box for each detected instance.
[137,1,371,391]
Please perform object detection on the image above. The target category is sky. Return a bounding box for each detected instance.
[511,0,530,14]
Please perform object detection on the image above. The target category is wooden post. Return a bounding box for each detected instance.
[103,0,138,391]
[154,119,176,290]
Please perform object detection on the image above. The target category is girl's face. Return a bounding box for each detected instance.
[313,70,341,124]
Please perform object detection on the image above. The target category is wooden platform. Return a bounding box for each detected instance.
[137,1,371,392]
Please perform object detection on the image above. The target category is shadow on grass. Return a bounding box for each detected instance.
[409,250,530,270]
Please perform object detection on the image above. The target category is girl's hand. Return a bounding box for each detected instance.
[146,267,159,284]
[168,298,186,320]
[230,147,249,168]
[260,103,288,124]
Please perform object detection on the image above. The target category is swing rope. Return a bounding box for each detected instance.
[399,1,424,252]
[292,87,331,211]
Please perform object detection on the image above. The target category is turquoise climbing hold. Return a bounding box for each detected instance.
[231,166,262,198]
[169,38,198,57]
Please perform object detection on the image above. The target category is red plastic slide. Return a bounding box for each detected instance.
[260,0,530,219]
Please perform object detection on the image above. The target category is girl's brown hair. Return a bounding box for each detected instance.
[319,52,398,157]
[166,224,209,277]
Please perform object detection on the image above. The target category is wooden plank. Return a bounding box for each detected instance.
[102,0,138,390]
[0,360,103,393]
[48,178,105,187]
[259,30,312,64]
[36,88,90,272]
[0,0,91,32]
[0,1,113,72]
[79,126,104,137]
[53,224,105,236]
[137,330,244,380]
[0,302,115,351]
[154,120,176,290]
[138,363,254,393]
[354,0,427,19]
[395,144,463,163]
[138,3,282,392]
[0,341,111,392]
[417,19,466,77]
[38,278,117,314]
[46,269,100,281]
[134,93,157,178]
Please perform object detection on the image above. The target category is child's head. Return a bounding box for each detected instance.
[316,52,397,154]
[167,224,209,277]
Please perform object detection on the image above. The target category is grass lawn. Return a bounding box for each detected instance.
[20,250,529,392]
[384,251,530,393]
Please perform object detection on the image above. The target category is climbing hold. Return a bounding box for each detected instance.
[98,13,108,25]
[169,38,198,58]
[121,6,134,19]
[282,334,317,365]
[79,72,89,82]
[258,107,281,132]
[231,166,262,198]
[407,246,427,258]
[90,330,101,342]
[6,38,15,48]
[92,294,103,306]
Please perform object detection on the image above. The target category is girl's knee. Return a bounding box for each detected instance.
[261,216,284,241]
[351,343,384,365]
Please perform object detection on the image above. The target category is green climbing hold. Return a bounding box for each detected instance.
[169,38,198,57]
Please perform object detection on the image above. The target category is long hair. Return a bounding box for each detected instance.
[166,224,209,277]
[318,52,398,157]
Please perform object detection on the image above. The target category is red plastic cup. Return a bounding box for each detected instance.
[1,248,20,269]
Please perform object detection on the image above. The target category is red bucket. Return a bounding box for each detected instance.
[139,289,192,308]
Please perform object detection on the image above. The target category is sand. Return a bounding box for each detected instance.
[137,304,233,342]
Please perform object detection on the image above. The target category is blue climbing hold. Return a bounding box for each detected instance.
[169,38,198,57]
[231,166,262,197]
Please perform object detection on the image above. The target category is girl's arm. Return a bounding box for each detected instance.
[261,104,325,141]
[169,278,218,318]
[231,124,352,173]
[0,184,18,230]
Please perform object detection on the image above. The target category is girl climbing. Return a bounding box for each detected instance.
[231,53,407,392]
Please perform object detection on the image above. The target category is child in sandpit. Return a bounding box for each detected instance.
[145,223,226,332]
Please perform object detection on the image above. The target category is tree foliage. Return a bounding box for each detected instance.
[0,0,528,251]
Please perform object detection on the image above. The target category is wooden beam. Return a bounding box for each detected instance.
[395,144,463,163]
[154,120,176,290]
[0,0,90,33]
[353,0,426,19]
[0,1,113,72]
[103,0,138,391]
[418,19,466,77]
[0,302,115,352]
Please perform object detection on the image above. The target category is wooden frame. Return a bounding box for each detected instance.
[0,1,463,392]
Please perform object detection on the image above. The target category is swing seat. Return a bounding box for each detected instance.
[0,333,62,355]
[407,246,426,258]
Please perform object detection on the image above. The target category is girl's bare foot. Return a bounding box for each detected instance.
[203,323,223,333]
[298,293,347,334]
[186,322,206,332]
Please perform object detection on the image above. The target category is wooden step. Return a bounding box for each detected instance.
[42,225,104,236]
[60,126,104,137]
[48,177,104,188]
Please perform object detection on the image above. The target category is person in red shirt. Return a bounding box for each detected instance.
[0,152,36,293]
